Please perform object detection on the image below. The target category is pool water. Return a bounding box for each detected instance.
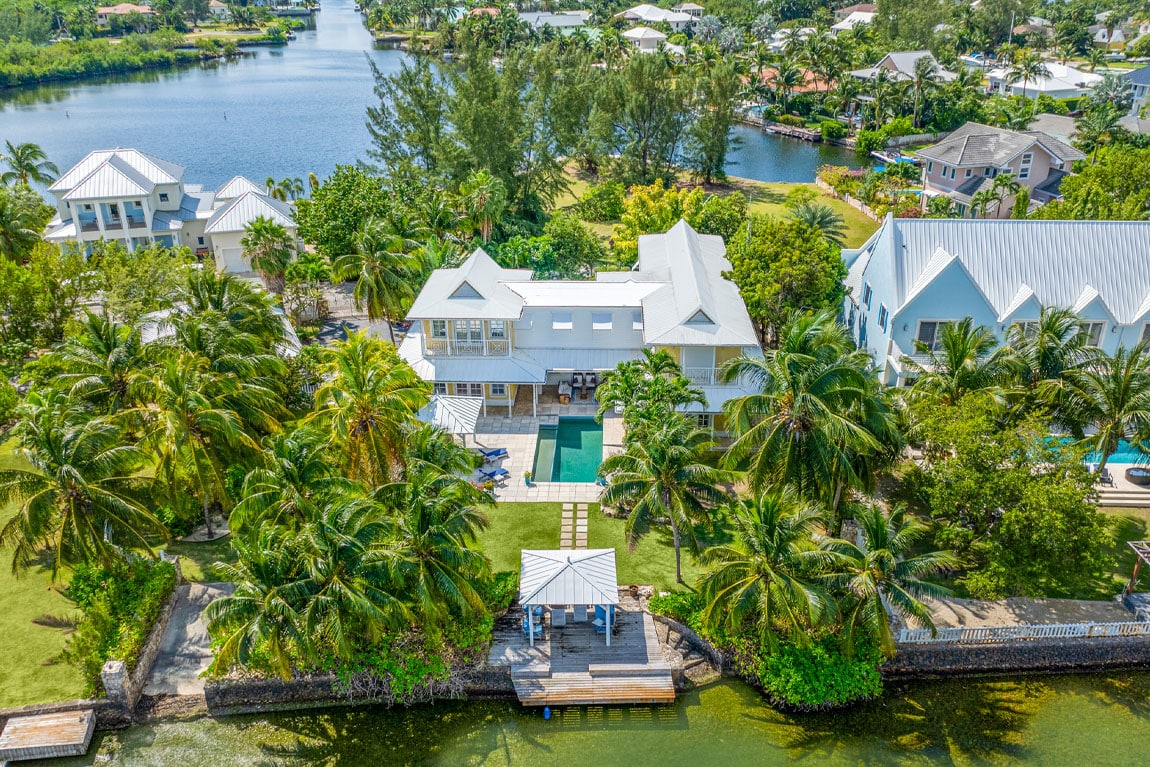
[532,418,603,482]
[1087,439,1149,465]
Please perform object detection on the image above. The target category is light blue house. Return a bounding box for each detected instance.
[842,216,1150,385]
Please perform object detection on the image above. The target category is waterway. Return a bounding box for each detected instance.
[0,0,859,189]
[28,674,1150,766]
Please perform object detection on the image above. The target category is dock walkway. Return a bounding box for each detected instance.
[0,710,94,763]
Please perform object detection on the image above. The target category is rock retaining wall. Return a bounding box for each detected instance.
[884,635,1150,677]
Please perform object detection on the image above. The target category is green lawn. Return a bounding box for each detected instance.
[476,502,730,593]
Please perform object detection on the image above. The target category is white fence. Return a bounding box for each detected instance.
[898,621,1150,644]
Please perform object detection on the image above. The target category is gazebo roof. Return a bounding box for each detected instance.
[415,394,483,435]
[519,549,619,606]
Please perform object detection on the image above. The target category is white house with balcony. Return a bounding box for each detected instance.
[44,149,298,273]
[842,216,1150,386]
[400,220,762,428]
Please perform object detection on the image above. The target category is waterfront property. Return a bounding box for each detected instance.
[94,3,154,28]
[622,25,668,53]
[842,216,1150,385]
[917,122,1085,217]
[400,220,761,432]
[849,51,958,83]
[617,4,694,31]
[985,62,1102,100]
[44,149,299,272]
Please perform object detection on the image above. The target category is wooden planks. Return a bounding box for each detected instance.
[512,670,676,706]
[0,710,95,762]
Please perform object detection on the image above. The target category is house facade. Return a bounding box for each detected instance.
[95,3,154,28]
[617,4,693,31]
[400,221,762,428]
[917,122,1085,217]
[45,149,297,273]
[842,216,1150,385]
[985,62,1102,100]
[849,51,957,82]
[1126,64,1150,117]
[623,26,666,52]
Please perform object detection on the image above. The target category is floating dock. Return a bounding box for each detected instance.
[0,710,95,763]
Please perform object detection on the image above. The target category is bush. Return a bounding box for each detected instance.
[884,116,914,138]
[754,637,883,710]
[855,129,887,157]
[577,181,626,222]
[820,120,847,141]
[774,114,805,127]
[649,591,703,625]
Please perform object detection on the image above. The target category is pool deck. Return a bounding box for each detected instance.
[469,412,622,503]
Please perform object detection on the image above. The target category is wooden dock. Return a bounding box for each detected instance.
[0,710,95,762]
[491,599,675,707]
[763,122,822,142]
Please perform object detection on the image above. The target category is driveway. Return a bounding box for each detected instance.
[143,582,233,697]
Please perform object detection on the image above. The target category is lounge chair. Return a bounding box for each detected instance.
[476,446,508,463]
[572,372,585,390]
[479,466,509,484]
[586,372,598,389]
[1101,468,1116,487]
[522,616,543,639]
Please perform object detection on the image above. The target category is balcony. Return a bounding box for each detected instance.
[127,217,147,229]
[79,221,100,232]
[423,337,511,357]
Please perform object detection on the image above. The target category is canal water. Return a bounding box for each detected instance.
[27,674,1150,766]
[0,0,858,188]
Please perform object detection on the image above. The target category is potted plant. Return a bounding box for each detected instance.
[483,479,496,493]
[524,470,533,486]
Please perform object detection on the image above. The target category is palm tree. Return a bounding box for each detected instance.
[770,58,804,116]
[788,201,846,246]
[180,268,287,347]
[908,54,939,129]
[721,311,894,508]
[600,416,732,584]
[1077,103,1122,163]
[459,169,507,243]
[1,141,59,186]
[970,187,999,218]
[903,317,1011,408]
[697,488,834,645]
[44,312,145,415]
[1062,342,1150,475]
[1005,49,1051,114]
[595,349,705,439]
[822,505,956,657]
[0,392,160,578]
[1084,46,1107,74]
[1002,306,1096,411]
[307,331,430,486]
[0,186,44,260]
[241,216,296,294]
[331,217,423,345]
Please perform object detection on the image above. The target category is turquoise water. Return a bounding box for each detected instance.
[1086,439,1149,465]
[533,418,603,482]
[29,675,1150,766]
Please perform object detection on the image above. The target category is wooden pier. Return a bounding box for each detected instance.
[0,710,95,763]
[763,122,822,142]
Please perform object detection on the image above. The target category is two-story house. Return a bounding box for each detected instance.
[400,220,762,431]
[617,4,694,31]
[917,122,1085,217]
[849,51,957,83]
[1125,63,1150,118]
[44,149,297,273]
[842,215,1150,386]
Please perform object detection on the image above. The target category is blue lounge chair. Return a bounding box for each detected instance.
[522,616,543,639]
[594,604,616,633]
[479,466,509,484]
[477,446,509,463]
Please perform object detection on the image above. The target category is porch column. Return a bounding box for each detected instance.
[606,604,611,647]
[532,383,538,418]
[508,384,513,416]
[528,604,535,647]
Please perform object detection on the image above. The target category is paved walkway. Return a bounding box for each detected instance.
[560,503,589,549]
[929,596,1136,629]
[143,583,233,697]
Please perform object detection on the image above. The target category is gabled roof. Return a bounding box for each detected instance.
[519,549,619,606]
[216,175,265,200]
[1126,64,1150,87]
[916,122,1085,166]
[619,4,692,23]
[623,25,667,41]
[50,149,183,194]
[859,217,1150,325]
[63,156,153,200]
[635,220,760,347]
[987,61,1103,94]
[204,190,294,234]
[406,248,530,320]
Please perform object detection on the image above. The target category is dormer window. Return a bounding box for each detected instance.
[450,281,482,299]
[159,193,169,202]
[686,309,713,324]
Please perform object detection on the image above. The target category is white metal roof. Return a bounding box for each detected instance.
[620,4,691,23]
[50,149,183,194]
[623,25,667,41]
[204,190,294,234]
[407,249,531,320]
[63,156,153,200]
[507,280,661,307]
[519,549,619,606]
[416,395,483,435]
[987,62,1102,94]
[216,176,265,200]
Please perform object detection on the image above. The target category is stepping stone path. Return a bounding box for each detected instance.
[559,503,590,549]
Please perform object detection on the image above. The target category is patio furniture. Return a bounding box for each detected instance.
[558,381,572,405]
[1126,467,1150,486]
[551,608,567,627]
[586,372,598,389]
[572,604,588,622]
[523,604,543,616]
[1101,468,1116,487]
[522,616,543,639]
[480,466,510,485]
[572,373,585,391]
[476,446,509,464]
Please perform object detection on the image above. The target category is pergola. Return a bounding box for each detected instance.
[1126,541,1150,594]
[519,549,620,647]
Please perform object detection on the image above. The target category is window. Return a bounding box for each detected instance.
[1143,323,1150,343]
[196,236,205,246]
[108,203,120,219]
[915,321,953,352]
[877,304,889,332]
[632,311,644,330]
[926,161,933,174]
[488,320,506,339]
[431,320,448,338]
[83,204,93,211]
[159,193,169,202]
[490,383,506,397]
[552,311,573,330]
[592,312,613,331]
[454,319,482,340]
[1019,152,1033,180]
[433,382,448,395]
[862,283,873,309]
[694,414,713,429]
[984,167,993,177]
[456,383,483,397]
[964,168,973,178]
[1081,321,1105,347]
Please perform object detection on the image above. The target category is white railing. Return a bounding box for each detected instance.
[898,621,1150,645]
[423,337,511,357]
[684,367,726,386]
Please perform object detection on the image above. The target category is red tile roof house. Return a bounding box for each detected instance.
[95,3,154,28]
[917,122,1085,218]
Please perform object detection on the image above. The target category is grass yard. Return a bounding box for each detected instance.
[476,502,730,593]
[1098,507,1150,597]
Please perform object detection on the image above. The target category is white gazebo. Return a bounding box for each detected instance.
[519,549,620,647]
[415,394,483,443]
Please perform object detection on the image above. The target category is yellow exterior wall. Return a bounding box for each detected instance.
[658,346,681,364]
[714,346,741,365]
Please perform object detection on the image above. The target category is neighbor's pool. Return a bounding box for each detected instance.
[532,417,603,483]
[1087,439,1149,465]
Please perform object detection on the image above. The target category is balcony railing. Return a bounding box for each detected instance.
[79,221,100,232]
[423,337,511,357]
[127,218,147,229]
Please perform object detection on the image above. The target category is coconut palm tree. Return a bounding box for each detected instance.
[0,141,59,186]
[970,187,999,218]
[0,391,160,578]
[459,169,507,244]
[770,58,804,116]
[1002,306,1097,414]
[180,268,286,347]
[600,415,732,584]
[307,331,430,486]
[908,54,939,129]
[0,186,44,260]
[697,488,835,646]
[1061,342,1150,475]
[903,317,1012,408]
[595,349,705,439]
[822,504,956,657]
[331,217,423,345]
[44,312,146,415]
[788,201,847,246]
[721,311,894,508]
[241,216,296,294]
[1005,49,1051,114]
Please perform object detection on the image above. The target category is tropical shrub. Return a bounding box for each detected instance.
[749,636,883,710]
[649,591,704,630]
[855,129,887,157]
[820,120,848,141]
[774,114,805,127]
[577,181,626,222]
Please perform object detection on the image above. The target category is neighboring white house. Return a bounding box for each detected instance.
[842,216,1150,385]
[617,4,693,31]
[672,2,703,19]
[622,25,667,52]
[208,0,231,21]
[44,149,299,274]
[986,62,1103,100]
[849,51,958,82]
[400,220,762,425]
[1126,63,1150,117]
[518,10,590,30]
[831,10,875,36]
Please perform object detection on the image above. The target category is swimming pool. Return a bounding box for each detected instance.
[532,418,604,483]
[1086,439,1149,465]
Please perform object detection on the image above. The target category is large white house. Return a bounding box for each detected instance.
[843,216,1150,385]
[45,149,297,273]
[400,220,762,428]
[617,4,694,31]
[985,62,1103,100]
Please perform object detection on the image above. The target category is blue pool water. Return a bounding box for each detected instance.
[1086,439,1149,465]
[532,418,603,482]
